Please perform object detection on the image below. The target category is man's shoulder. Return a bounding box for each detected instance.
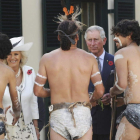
[0,63,12,73]
[0,64,14,78]
[115,47,131,56]
[41,49,59,59]
[78,49,94,57]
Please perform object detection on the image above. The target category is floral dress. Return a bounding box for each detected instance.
[5,83,37,140]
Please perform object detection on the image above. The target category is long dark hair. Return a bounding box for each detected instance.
[57,20,78,50]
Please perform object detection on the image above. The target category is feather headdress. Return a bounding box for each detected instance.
[55,0,85,30]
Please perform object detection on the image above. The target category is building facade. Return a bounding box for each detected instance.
[0,0,139,139]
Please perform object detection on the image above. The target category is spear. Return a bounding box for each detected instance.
[110,68,117,140]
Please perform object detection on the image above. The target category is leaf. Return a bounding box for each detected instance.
[98,99,104,110]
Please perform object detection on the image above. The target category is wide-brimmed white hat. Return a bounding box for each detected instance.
[10,37,33,51]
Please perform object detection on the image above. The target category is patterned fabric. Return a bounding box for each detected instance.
[50,104,92,140]
[96,57,101,72]
[116,104,140,129]
[0,108,6,136]
[5,111,37,140]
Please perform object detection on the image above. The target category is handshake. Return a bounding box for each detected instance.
[89,92,111,109]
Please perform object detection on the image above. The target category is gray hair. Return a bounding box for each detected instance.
[4,51,28,68]
[84,25,106,40]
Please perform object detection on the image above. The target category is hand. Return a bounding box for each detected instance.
[91,101,97,107]
[115,97,125,107]
[4,106,11,122]
[109,87,114,97]
[101,93,111,105]
[9,110,20,126]
[110,97,125,108]
[90,95,97,107]
[35,128,40,140]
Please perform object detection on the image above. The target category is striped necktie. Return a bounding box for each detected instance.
[96,57,101,72]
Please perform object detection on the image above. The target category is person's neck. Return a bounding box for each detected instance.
[94,49,104,57]
[127,40,136,46]
[12,66,20,75]
[0,59,4,63]
[70,45,77,50]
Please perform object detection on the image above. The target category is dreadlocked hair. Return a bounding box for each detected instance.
[58,20,78,50]
[0,33,13,59]
[111,19,140,46]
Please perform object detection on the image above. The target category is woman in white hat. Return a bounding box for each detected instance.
[3,37,39,140]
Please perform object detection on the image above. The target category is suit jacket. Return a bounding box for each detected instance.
[38,97,45,132]
[3,65,39,125]
[88,52,115,134]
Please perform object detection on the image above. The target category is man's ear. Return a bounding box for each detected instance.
[76,34,79,41]
[103,37,107,45]
[57,35,60,41]
[128,32,132,39]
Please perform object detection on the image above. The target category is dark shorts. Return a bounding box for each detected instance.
[116,104,140,129]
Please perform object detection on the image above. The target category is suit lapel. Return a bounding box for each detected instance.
[101,52,111,86]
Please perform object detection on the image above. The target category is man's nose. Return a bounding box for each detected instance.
[91,40,95,45]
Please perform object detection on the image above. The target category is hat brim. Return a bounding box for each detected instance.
[11,42,33,52]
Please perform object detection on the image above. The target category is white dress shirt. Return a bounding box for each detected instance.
[91,49,105,72]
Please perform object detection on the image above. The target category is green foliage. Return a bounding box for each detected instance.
[98,99,104,110]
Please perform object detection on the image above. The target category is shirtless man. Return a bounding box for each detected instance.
[110,19,140,140]
[34,10,104,140]
[0,33,20,139]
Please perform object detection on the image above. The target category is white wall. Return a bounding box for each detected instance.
[135,0,140,23]
[22,0,45,140]
[22,0,43,73]
[108,0,115,55]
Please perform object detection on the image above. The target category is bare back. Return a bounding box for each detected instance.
[44,48,97,104]
[125,46,140,103]
[0,62,18,108]
[115,45,140,104]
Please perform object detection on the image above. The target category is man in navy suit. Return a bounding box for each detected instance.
[85,25,115,140]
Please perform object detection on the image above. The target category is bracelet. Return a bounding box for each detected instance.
[35,126,39,130]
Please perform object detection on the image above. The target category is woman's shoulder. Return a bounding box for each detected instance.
[22,65,35,76]
[22,65,34,71]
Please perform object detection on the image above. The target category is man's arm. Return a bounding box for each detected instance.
[34,55,50,98]
[90,56,104,105]
[110,52,127,97]
[8,69,21,125]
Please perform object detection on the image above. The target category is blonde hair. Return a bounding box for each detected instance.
[20,51,28,67]
[4,51,28,67]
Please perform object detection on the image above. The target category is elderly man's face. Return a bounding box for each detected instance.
[85,30,106,57]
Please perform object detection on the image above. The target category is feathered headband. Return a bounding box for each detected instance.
[55,0,85,30]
